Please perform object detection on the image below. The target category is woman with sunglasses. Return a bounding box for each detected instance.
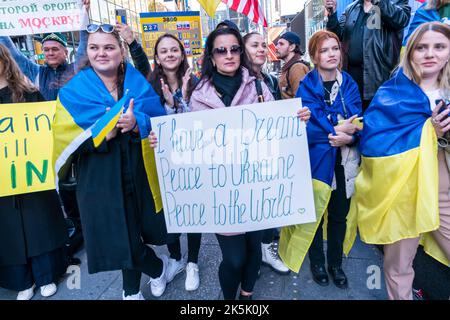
[188,27,310,300]
[87,23,150,77]
[148,33,202,291]
[0,44,68,300]
[242,32,290,276]
[295,30,361,289]
[53,25,170,300]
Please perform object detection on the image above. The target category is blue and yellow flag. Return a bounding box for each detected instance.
[279,69,362,272]
[52,63,166,212]
[346,68,449,266]
[403,3,441,46]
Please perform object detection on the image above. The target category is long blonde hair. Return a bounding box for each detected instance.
[426,0,450,10]
[400,22,450,98]
[0,44,37,102]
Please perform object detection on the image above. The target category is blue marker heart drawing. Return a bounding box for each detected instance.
[297,208,305,214]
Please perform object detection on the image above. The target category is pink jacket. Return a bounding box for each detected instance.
[190,68,274,236]
[190,67,274,111]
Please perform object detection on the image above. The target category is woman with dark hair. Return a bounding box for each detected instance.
[188,27,310,299]
[0,44,68,300]
[52,24,170,300]
[242,32,289,276]
[148,33,202,291]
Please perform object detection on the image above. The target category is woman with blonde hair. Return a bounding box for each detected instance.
[0,44,68,300]
[350,22,450,300]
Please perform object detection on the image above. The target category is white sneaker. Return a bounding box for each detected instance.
[40,283,57,297]
[165,257,186,283]
[149,255,168,297]
[185,262,200,291]
[17,284,35,300]
[261,242,290,275]
[122,291,145,300]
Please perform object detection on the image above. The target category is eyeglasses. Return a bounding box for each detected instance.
[86,24,115,34]
[212,45,242,57]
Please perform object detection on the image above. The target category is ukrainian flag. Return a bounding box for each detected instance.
[279,69,362,272]
[346,68,449,266]
[52,63,166,212]
[403,3,441,46]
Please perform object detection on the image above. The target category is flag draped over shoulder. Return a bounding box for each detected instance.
[403,3,441,45]
[279,69,361,273]
[346,68,449,266]
[52,63,166,212]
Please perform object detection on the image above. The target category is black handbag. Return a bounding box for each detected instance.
[59,163,77,190]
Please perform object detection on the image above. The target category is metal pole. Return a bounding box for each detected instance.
[25,35,36,62]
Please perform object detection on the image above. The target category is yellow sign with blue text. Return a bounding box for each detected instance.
[0,101,56,196]
[140,11,203,58]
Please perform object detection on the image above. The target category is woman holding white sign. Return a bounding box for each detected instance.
[243,32,290,276]
[148,33,202,292]
[184,27,309,300]
[293,30,362,289]
[0,44,68,300]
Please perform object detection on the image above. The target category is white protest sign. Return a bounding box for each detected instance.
[151,98,316,233]
[0,0,88,36]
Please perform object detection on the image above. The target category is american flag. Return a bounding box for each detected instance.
[222,0,268,27]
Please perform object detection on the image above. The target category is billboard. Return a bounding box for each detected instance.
[140,11,203,58]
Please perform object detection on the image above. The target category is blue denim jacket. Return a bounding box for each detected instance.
[0,31,88,101]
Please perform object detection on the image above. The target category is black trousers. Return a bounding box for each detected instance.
[167,233,202,263]
[121,155,164,296]
[308,153,351,268]
[0,247,67,291]
[216,231,263,300]
[262,228,279,244]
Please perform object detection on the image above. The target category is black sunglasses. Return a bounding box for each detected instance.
[212,45,242,57]
[86,24,115,34]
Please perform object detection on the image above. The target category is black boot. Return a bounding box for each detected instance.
[310,264,329,286]
[328,266,348,289]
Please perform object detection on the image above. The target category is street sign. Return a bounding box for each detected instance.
[139,11,203,58]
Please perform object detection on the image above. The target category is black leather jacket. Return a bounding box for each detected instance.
[327,0,411,100]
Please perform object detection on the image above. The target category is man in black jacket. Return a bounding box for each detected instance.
[325,0,411,112]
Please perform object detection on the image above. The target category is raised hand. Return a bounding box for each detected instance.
[115,22,134,45]
[116,98,137,133]
[181,68,192,101]
[324,0,336,15]
[161,78,175,107]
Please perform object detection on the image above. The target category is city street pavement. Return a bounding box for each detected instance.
[0,234,388,300]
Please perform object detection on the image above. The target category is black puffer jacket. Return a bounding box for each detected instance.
[327,0,411,100]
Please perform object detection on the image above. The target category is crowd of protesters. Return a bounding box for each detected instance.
[0,0,449,301]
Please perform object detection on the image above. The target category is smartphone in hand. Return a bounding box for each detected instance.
[436,99,450,116]
[116,9,127,24]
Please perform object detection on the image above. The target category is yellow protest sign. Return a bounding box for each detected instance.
[0,101,56,196]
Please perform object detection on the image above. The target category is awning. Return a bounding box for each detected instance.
[267,26,286,62]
